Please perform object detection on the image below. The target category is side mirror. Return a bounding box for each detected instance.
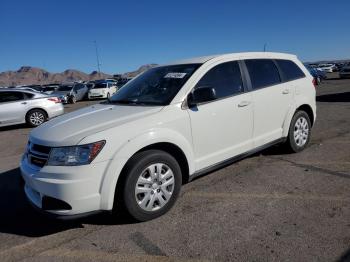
[188,86,216,107]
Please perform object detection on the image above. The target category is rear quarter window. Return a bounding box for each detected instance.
[276,59,305,82]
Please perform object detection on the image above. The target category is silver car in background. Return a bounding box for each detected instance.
[0,89,64,127]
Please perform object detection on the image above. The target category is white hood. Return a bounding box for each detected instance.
[30,103,163,146]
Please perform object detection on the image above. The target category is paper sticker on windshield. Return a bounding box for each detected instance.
[164,72,187,79]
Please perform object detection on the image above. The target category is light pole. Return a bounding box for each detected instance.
[94,40,101,77]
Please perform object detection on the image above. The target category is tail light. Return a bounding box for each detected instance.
[312,78,316,88]
[48,97,61,103]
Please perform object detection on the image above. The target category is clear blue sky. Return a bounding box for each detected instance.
[1,0,349,74]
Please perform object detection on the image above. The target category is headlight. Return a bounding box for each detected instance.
[47,141,105,166]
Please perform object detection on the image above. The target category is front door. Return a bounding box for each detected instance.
[187,61,254,171]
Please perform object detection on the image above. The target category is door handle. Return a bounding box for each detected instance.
[238,101,251,107]
[21,102,27,105]
[282,89,290,94]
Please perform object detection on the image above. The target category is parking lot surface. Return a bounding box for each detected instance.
[0,74,349,262]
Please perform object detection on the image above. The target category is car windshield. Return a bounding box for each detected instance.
[109,64,201,106]
[93,83,107,89]
[57,86,73,91]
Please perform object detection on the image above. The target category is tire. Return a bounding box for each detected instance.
[26,109,47,127]
[285,110,312,153]
[69,95,77,104]
[118,150,182,222]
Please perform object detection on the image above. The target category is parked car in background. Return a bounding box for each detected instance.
[0,89,63,127]
[306,66,322,85]
[116,77,132,88]
[16,87,40,92]
[16,85,43,92]
[339,66,350,79]
[41,85,59,95]
[88,81,118,100]
[315,68,327,80]
[305,65,327,84]
[51,83,88,103]
[20,52,316,221]
[318,64,337,73]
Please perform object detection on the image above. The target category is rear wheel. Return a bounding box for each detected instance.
[285,110,311,153]
[117,150,182,221]
[26,109,47,127]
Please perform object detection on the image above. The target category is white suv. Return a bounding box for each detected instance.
[20,52,316,221]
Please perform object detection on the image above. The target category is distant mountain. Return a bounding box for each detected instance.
[122,64,158,78]
[0,66,112,87]
[0,64,158,87]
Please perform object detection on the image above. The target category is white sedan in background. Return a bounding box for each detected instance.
[0,89,64,127]
[88,82,118,100]
[318,64,337,73]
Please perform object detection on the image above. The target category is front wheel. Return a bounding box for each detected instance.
[285,110,312,153]
[118,150,182,221]
[69,95,77,104]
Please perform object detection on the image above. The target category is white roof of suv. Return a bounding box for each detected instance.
[168,52,298,65]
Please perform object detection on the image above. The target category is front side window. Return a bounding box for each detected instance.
[0,92,24,103]
[74,84,85,90]
[276,59,305,81]
[245,59,281,89]
[23,92,34,99]
[58,86,73,92]
[194,61,244,99]
[109,64,201,106]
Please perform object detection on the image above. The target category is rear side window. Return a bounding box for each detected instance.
[23,92,34,99]
[0,92,24,103]
[195,61,244,99]
[245,59,281,89]
[276,59,305,81]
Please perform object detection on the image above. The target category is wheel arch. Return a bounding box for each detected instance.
[99,130,194,211]
[283,101,315,137]
[296,104,314,126]
[25,107,48,119]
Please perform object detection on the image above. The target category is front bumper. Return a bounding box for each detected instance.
[88,93,107,99]
[20,155,110,217]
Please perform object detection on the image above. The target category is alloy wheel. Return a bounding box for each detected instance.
[293,116,309,147]
[29,112,45,126]
[135,163,175,212]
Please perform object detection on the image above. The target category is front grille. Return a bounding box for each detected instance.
[28,143,51,168]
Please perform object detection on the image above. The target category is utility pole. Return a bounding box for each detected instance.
[263,43,267,52]
[94,40,101,77]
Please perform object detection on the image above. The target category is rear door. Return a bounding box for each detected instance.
[187,61,254,170]
[244,59,294,147]
[0,91,27,125]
